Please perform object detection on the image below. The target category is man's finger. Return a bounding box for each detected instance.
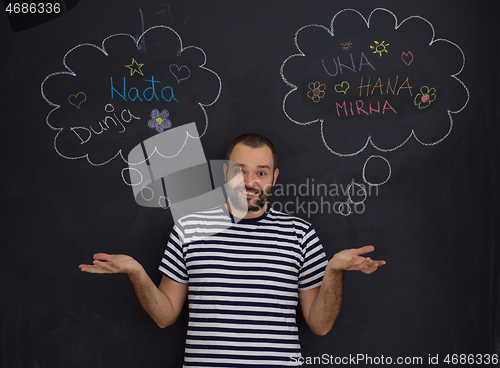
[363,266,378,274]
[79,264,110,274]
[93,253,113,261]
[352,245,375,256]
[363,260,386,273]
[93,260,119,273]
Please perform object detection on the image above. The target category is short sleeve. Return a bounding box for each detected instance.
[298,225,328,290]
[158,223,189,284]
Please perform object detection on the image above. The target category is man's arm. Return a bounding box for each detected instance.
[299,245,385,336]
[79,253,188,328]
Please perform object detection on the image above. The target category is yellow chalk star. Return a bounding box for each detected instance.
[125,58,145,76]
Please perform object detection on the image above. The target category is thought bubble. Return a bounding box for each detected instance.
[281,8,469,157]
[41,26,221,166]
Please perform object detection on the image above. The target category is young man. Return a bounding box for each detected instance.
[80,133,385,367]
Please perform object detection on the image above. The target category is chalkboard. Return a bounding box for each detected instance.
[1,1,499,367]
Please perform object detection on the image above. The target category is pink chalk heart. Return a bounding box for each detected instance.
[169,64,191,83]
[401,51,413,66]
[68,92,87,109]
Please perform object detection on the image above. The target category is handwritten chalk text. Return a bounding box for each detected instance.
[70,104,140,144]
[110,76,178,102]
[322,52,375,77]
[358,76,413,97]
[335,100,397,117]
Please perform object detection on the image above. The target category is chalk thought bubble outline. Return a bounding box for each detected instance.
[41,25,222,166]
[280,7,470,157]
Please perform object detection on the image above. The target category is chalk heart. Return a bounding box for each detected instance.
[169,64,191,83]
[402,51,414,66]
[334,81,350,94]
[68,92,87,109]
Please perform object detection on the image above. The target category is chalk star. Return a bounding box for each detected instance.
[341,41,352,50]
[125,58,145,76]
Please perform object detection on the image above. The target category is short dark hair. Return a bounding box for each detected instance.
[226,133,278,170]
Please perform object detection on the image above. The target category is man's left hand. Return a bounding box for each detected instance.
[327,245,386,274]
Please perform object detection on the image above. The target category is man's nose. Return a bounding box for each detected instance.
[244,175,259,188]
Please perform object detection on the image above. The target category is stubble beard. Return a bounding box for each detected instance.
[227,184,272,213]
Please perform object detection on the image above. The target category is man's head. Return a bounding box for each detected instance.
[224,133,279,218]
[226,133,278,171]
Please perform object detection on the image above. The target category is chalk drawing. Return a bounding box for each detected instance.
[370,40,389,57]
[401,51,414,66]
[169,64,191,83]
[362,155,392,187]
[125,58,145,76]
[414,86,437,109]
[334,81,350,94]
[307,82,326,102]
[281,7,469,155]
[147,109,172,132]
[341,41,353,51]
[41,26,222,173]
[68,92,87,109]
[280,8,469,214]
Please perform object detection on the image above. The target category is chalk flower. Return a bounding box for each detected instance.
[148,109,172,132]
[414,86,437,109]
[307,82,326,103]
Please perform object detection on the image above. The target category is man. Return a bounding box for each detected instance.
[80,133,385,367]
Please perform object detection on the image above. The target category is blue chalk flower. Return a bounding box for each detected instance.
[148,109,172,132]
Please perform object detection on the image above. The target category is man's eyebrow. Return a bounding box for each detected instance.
[229,163,270,170]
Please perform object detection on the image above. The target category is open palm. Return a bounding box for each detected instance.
[328,246,386,274]
[79,253,141,275]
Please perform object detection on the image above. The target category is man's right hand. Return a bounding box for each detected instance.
[79,253,142,276]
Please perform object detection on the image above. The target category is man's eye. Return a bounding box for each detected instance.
[235,169,243,174]
[258,172,266,176]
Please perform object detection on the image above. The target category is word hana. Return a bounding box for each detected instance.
[358,76,413,97]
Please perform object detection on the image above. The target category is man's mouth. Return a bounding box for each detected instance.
[241,189,259,198]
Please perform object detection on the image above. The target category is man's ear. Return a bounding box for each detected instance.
[272,168,279,186]
[223,163,228,182]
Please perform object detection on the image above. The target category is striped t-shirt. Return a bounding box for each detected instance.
[159,205,328,367]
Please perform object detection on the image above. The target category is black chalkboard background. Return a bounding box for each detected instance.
[1,1,499,367]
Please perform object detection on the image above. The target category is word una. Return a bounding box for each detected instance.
[71,104,140,144]
[322,52,375,76]
[358,76,413,97]
[111,75,178,102]
[335,100,397,117]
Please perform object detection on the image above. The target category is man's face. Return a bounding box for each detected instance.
[224,143,279,217]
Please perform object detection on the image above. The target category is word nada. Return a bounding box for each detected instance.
[110,75,178,102]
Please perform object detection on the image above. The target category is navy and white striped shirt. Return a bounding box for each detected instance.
[159,205,328,367]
